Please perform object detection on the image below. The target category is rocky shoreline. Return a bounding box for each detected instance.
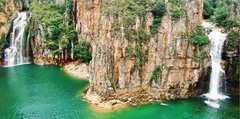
[63,60,89,80]
[81,84,201,110]
[63,61,169,110]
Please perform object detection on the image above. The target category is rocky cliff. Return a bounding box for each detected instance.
[223,29,240,95]
[28,0,76,65]
[73,0,211,107]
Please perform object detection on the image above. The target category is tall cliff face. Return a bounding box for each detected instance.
[74,0,210,103]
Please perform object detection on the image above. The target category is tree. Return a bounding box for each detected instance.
[73,41,92,63]
[203,0,214,19]
[214,6,229,26]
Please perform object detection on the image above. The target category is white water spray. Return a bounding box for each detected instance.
[203,22,229,100]
[4,12,30,67]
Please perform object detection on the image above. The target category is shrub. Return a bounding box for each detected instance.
[214,6,229,26]
[152,1,166,17]
[74,40,92,63]
[0,6,6,14]
[191,26,210,47]
[150,0,166,35]
[0,33,6,49]
[139,30,150,43]
[170,2,183,21]
[203,0,214,19]
[221,18,240,30]
[193,35,210,46]
[150,17,162,35]
[172,10,181,21]
[225,30,240,51]
[0,22,4,27]
[125,45,136,58]
[151,66,162,82]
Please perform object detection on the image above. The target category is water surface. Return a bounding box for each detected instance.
[0,65,239,119]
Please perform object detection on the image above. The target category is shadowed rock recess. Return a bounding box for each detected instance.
[73,0,212,107]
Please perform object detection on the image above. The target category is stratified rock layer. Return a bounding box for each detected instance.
[73,0,211,105]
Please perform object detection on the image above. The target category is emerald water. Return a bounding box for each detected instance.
[0,65,239,119]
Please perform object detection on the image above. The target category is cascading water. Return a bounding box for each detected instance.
[4,12,30,67]
[203,22,229,100]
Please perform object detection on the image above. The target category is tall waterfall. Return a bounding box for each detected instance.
[4,12,30,67]
[203,22,229,100]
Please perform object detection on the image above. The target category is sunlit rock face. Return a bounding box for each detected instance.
[73,0,211,103]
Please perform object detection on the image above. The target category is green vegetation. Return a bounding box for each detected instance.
[169,0,185,21]
[0,6,6,13]
[102,0,150,79]
[203,0,240,29]
[0,22,4,27]
[125,45,136,58]
[73,40,92,63]
[214,6,229,26]
[203,0,214,19]
[30,0,77,59]
[190,26,210,61]
[191,26,210,47]
[102,0,147,28]
[151,66,162,83]
[150,0,166,35]
[203,0,239,57]
[225,30,240,51]
[221,18,240,30]
[0,33,6,51]
[171,9,182,21]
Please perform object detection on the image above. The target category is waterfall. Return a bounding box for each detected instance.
[203,22,229,100]
[4,12,30,67]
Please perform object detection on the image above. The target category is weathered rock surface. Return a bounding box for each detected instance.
[64,60,89,80]
[73,0,211,108]
[29,0,72,65]
[223,43,239,95]
[29,24,56,65]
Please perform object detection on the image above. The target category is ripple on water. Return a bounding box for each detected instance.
[0,65,239,119]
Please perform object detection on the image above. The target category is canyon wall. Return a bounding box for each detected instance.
[74,0,211,104]
[29,0,72,65]
[223,31,240,95]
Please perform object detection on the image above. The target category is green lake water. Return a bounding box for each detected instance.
[0,64,239,119]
